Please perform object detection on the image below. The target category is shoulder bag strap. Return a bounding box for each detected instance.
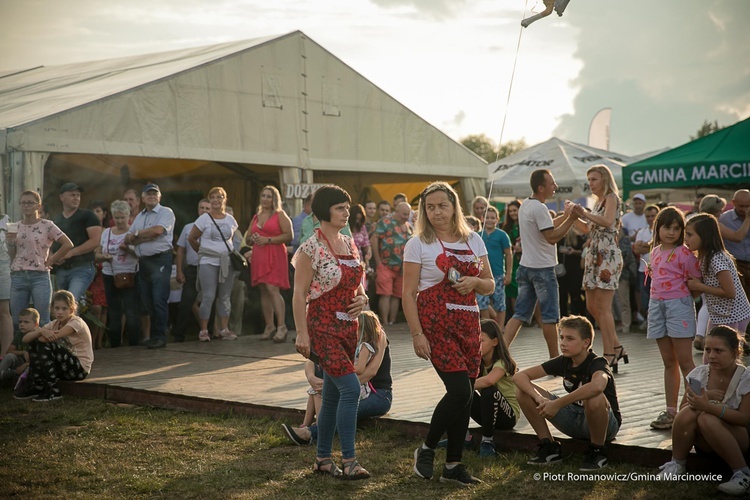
[208,214,233,253]
[722,365,746,404]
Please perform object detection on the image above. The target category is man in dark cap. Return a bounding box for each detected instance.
[52,183,102,302]
[123,183,175,349]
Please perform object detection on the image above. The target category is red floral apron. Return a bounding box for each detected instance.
[308,230,364,377]
[417,239,482,377]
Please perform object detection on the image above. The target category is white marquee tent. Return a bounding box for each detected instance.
[487,138,638,201]
[0,31,487,219]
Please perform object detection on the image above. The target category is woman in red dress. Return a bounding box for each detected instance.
[403,182,495,485]
[293,185,370,479]
[247,186,292,342]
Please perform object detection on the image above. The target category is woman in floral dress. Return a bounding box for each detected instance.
[573,165,625,371]
[292,185,370,480]
[403,182,494,485]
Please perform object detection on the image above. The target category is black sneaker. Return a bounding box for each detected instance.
[281,424,312,446]
[33,391,63,403]
[527,438,563,465]
[413,446,435,480]
[13,383,42,400]
[580,445,607,471]
[439,464,482,486]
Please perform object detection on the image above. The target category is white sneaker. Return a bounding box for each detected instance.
[656,460,686,479]
[718,470,750,495]
[635,312,645,323]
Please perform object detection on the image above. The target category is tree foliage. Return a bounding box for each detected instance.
[460,134,527,163]
[690,120,723,140]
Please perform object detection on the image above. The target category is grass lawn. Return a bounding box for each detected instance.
[0,392,725,499]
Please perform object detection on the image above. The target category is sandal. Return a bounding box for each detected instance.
[313,458,342,477]
[340,459,371,481]
[614,345,629,364]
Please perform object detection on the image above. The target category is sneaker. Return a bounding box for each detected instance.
[199,330,211,342]
[13,385,41,400]
[718,470,750,495]
[479,441,496,458]
[634,312,645,323]
[656,460,686,479]
[218,329,238,341]
[282,424,312,446]
[527,438,562,465]
[32,391,63,403]
[439,464,482,486]
[1,368,17,380]
[413,446,435,480]
[650,411,675,430]
[580,445,607,471]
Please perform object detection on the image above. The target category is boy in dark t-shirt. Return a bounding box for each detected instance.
[513,315,621,471]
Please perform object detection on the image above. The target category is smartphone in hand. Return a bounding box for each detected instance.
[447,267,461,284]
[686,377,702,394]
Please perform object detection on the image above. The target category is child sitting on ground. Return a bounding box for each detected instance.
[354,311,383,400]
[513,315,622,471]
[1,308,37,381]
[16,291,93,402]
[301,360,323,428]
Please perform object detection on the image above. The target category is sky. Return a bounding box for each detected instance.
[0,0,748,156]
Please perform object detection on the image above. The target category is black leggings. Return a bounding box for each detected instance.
[425,368,474,463]
[470,386,516,437]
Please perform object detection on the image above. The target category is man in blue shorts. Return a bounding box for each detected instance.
[513,315,621,471]
[502,169,578,358]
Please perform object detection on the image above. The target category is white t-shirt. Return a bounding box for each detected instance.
[635,226,653,273]
[194,213,238,266]
[621,212,647,238]
[100,228,139,275]
[403,232,488,291]
[518,198,556,268]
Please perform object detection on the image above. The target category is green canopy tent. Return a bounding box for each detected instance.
[623,117,750,199]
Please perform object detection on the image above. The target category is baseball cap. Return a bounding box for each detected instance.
[59,182,83,194]
[633,193,646,202]
[142,183,161,194]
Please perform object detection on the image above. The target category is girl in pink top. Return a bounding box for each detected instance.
[646,207,702,431]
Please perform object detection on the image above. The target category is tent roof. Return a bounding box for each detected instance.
[623,117,750,197]
[486,137,635,200]
[0,33,283,130]
[0,31,486,179]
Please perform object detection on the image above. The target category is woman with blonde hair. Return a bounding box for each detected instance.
[247,185,293,342]
[189,186,239,342]
[570,164,626,372]
[404,181,494,485]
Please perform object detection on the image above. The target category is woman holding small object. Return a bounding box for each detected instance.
[657,326,750,496]
[403,181,494,485]
[292,184,370,479]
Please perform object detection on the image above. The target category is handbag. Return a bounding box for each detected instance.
[554,263,567,278]
[209,214,247,272]
[114,272,136,289]
[106,229,136,289]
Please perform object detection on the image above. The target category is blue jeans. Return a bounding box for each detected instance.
[310,387,392,441]
[513,265,560,324]
[11,270,52,329]
[547,394,620,442]
[316,371,360,460]
[55,263,96,303]
[137,252,173,342]
[103,274,140,347]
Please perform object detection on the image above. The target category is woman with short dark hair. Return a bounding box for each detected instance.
[292,184,370,479]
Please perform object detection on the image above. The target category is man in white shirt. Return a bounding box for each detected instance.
[621,193,648,238]
[503,169,579,358]
[632,204,659,327]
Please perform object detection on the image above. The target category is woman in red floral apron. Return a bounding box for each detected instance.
[403,182,495,486]
[292,185,370,480]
